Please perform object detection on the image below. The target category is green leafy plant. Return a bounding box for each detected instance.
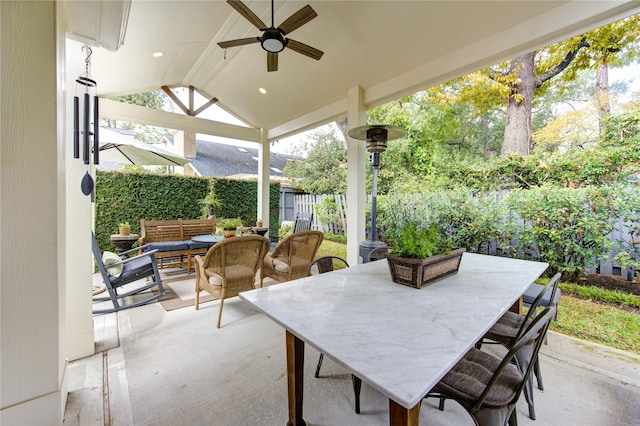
[118,221,130,228]
[219,218,242,229]
[278,221,294,237]
[387,222,452,258]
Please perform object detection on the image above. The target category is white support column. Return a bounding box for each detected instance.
[1,2,66,423]
[346,86,367,265]
[257,129,270,231]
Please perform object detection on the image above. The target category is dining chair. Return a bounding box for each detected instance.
[263,230,324,283]
[426,307,556,426]
[269,212,314,248]
[306,256,362,414]
[194,235,269,328]
[523,276,562,321]
[478,272,562,420]
[91,232,168,315]
[367,246,389,262]
[307,256,350,377]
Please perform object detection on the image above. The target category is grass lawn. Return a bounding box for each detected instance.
[316,239,640,355]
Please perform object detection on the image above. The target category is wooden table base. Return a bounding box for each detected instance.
[286,331,306,426]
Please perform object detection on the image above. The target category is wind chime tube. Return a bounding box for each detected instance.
[93,96,99,165]
[73,96,80,159]
[83,93,90,164]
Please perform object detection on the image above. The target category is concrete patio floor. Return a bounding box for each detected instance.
[64,268,640,425]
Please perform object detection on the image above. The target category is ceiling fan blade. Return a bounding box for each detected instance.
[227,0,267,30]
[218,37,260,49]
[267,52,278,72]
[286,39,323,61]
[278,4,317,35]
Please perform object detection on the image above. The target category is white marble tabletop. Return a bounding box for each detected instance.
[240,253,548,409]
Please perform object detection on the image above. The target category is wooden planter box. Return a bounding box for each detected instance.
[386,248,465,289]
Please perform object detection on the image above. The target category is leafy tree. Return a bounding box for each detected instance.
[283,127,348,194]
[106,90,175,144]
[447,15,639,156]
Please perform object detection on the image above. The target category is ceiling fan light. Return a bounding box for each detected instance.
[262,37,284,53]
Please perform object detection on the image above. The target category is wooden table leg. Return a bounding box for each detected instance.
[286,330,306,426]
[509,296,523,315]
[389,399,420,426]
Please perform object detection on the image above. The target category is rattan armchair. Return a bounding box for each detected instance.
[263,230,324,283]
[194,235,269,328]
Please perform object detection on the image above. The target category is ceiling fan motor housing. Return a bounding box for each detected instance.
[261,28,286,53]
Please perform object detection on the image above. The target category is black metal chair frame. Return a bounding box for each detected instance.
[306,255,363,413]
[367,246,389,262]
[270,212,314,247]
[92,233,168,315]
[477,272,561,420]
[427,307,556,426]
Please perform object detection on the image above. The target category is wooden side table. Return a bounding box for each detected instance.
[110,233,140,254]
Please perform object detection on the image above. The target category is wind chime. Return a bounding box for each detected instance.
[73,45,99,198]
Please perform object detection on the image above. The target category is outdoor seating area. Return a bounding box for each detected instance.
[139,218,216,272]
[66,263,640,425]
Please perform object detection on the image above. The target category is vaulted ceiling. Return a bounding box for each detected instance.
[62,1,640,142]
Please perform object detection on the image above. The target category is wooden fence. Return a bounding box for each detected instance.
[293,193,348,234]
[293,192,638,279]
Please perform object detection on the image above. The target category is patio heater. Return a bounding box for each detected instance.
[348,124,405,263]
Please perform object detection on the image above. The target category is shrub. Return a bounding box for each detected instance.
[503,185,623,281]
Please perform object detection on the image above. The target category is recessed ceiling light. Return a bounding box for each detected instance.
[152,51,164,58]
[259,87,267,94]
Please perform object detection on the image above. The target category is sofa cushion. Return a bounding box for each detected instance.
[188,241,211,250]
[147,241,189,252]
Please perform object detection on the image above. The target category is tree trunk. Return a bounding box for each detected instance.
[335,117,349,142]
[595,61,610,138]
[501,52,536,156]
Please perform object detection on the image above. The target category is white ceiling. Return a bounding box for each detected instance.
[62,1,640,141]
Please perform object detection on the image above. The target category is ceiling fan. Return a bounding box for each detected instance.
[218,0,324,72]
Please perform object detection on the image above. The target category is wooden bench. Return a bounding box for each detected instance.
[139,219,216,273]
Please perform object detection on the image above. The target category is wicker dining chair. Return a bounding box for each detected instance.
[426,307,556,426]
[194,235,269,328]
[263,230,324,283]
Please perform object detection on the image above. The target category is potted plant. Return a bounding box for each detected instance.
[200,191,222,219]
[118,222,131,236]
[219,218,243,238]
[384,221,465,289]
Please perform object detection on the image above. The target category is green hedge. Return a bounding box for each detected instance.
[95,171,280,250]
[378,184,640,281]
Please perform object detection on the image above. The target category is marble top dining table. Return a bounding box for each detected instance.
[239,253,548,425]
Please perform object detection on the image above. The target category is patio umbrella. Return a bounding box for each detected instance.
[97,127,190,166]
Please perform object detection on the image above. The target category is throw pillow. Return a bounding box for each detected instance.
[102,251,123,277]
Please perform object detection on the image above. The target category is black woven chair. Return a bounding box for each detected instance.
[306,256,362,414]
[270,212,314,249]
[478,272,561,420]
[92,233,168,315]
[426,307,556,426]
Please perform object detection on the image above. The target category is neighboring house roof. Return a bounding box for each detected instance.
[97,129,298,180]
[164,135,297,180]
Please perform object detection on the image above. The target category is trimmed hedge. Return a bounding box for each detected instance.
[95,171,280,250]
